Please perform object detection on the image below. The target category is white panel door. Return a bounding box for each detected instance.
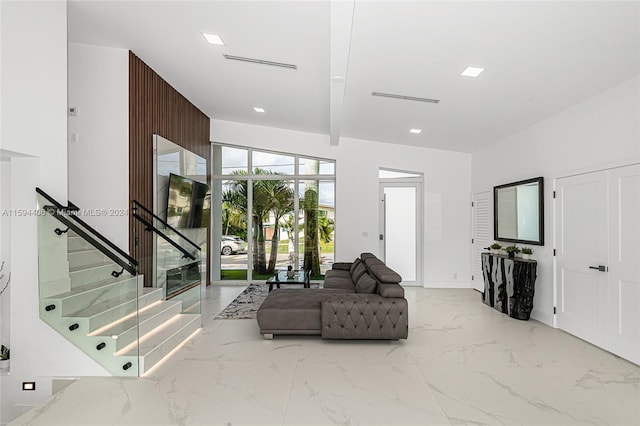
[472,192,491,291]
[380,183,421,286]
[607,165,640,364]
[555,171,609,349]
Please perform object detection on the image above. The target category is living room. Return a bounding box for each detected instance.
[1,1,639,425]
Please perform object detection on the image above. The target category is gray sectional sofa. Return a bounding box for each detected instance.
[256,253,408,340]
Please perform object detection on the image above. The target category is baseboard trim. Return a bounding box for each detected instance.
[422,281,472,289]
[530,309,553,326]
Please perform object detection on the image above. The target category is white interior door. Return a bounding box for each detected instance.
[472,192,491,291]
[555,171,609,349]
[607,165,640,364]
[380,182,421,286]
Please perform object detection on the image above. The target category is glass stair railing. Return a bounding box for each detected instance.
[36,189,201,377]
[132,201,202,314]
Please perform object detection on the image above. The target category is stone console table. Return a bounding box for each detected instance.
[481,253,537,320]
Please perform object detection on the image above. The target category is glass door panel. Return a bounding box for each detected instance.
[298,180,335,277]
[220,179,248,280]
[252,179,295,279]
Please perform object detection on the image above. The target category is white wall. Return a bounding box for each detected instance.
[68,43,130,249]
[1,4,110,424]
[0,1,68,202]
[472,75,640,325]
[0,159,10,349]
[211,119,473,286]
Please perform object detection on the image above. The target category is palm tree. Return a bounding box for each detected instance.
[266,183,295,272]
[222,189,247,238]
[223,169,295,275]
[318,216,334,244]
[302,160,321,275]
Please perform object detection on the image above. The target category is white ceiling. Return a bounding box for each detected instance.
[68,1,639,153]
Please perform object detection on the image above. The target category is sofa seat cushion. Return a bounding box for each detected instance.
[257,288,351,333]
[324,275,356,290]
[325,269,351,280]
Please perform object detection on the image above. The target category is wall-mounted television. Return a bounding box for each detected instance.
[166,173,210,228]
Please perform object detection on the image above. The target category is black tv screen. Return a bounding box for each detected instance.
[166,173,210,228]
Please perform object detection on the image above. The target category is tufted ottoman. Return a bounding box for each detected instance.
[256,288,350,338]
[256,288,408,340]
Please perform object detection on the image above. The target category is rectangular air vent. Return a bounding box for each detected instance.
[223,54,297,70]
[371,92,440,104]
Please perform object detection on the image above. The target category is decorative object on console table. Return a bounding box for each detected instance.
[0,345,9,370]
[504,245,520,259]
[490,242,503,255]
[481,252,537,320]
[519,247,533,260]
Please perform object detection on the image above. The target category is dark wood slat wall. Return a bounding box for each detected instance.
[129,51,211,286]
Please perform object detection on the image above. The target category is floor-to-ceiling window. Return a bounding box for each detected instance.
[212,144,335,283]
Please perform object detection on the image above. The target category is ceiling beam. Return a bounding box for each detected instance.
[329,0,355,146]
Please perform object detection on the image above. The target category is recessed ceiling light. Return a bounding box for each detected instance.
[460,66,485,78]
[202,33,224,46]
[409,128,422,134]
[253,107,266,113]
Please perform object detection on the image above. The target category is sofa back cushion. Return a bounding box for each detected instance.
[363,256,384,269]
[378,283,404,298]
[368,264,402,284]
[349,258,362,275]
[360,252,378,262]
[351,262,368,283]
[355,272,377,293]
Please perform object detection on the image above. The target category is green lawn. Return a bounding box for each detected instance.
[273,240,335,255]
[221,269,324,281]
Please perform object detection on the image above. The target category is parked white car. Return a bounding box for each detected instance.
[221,235,247,255]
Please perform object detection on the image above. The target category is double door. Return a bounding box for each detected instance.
[555,164,639,364]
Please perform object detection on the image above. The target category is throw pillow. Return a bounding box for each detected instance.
[355,273,377,294]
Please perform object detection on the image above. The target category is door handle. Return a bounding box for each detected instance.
[379,234,384,241]
[589,265,607,272]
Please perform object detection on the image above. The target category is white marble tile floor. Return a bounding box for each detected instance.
[9,286,640,426]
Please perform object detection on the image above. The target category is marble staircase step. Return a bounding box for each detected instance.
[69,261,126,287]
[67,235,93,252]
[68,287,163,333]
[68,248,108,269]
[94,300,184,351]
[43,275,139,316]
[120,313,201,374]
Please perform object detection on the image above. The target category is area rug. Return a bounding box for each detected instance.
[215,283,319,319]
[215,284,269,319]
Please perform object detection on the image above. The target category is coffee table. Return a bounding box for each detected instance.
[266,269,310,292]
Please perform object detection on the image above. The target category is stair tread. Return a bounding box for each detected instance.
[69,260,116,273]
[67,287,161,318]
[119,314,200,357]
[45,275,137,299]
[94,300,183,337]
[68,247,102,255]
